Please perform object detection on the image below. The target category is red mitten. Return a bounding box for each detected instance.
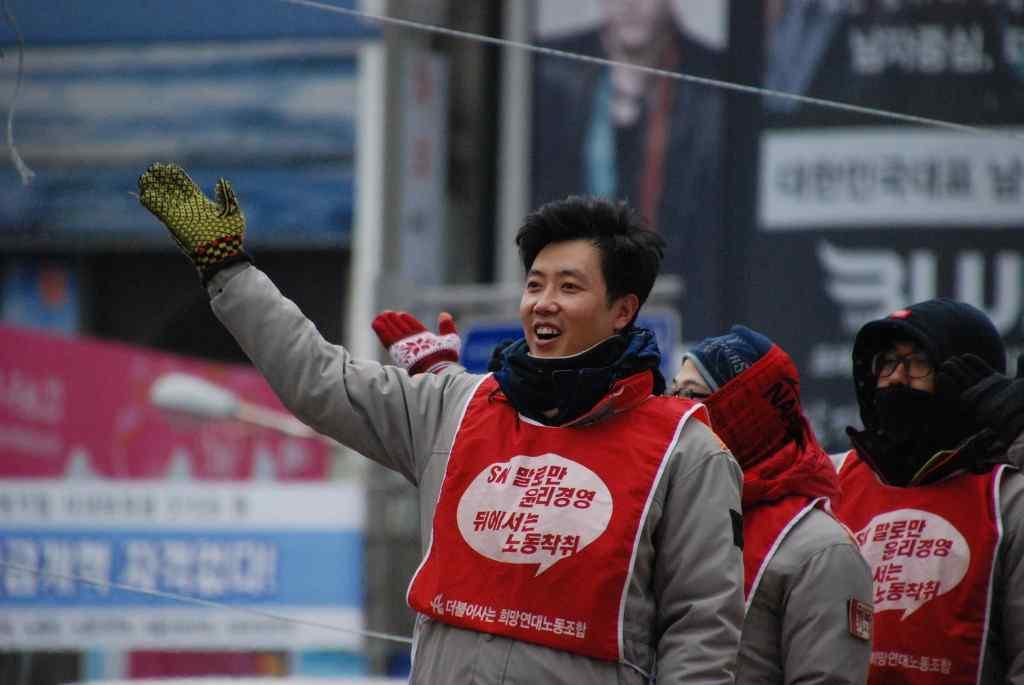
[371,310,461,375]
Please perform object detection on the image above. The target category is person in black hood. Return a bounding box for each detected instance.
[847,298,1016,487]
[833,299,1024,684]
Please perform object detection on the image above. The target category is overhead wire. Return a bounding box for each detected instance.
[1,0,35,186]
[279,0,1024,142]
[0,560,415,645]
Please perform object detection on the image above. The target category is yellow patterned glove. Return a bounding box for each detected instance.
[137,162,251,282]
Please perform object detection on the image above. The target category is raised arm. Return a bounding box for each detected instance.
[210,264,480,482]
[137,163,481,483]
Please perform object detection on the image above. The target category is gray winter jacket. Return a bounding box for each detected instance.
[738,508,873,684]
[990,470,1024,684]
[208,264,745,684]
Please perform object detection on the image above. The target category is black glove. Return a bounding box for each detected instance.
[938,353,1024,448]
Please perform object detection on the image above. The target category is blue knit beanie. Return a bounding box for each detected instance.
[682,324,774,391]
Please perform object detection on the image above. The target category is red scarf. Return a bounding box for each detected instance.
[703,345,839,508]
[703,346,840,600]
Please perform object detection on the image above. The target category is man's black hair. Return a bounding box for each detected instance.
[515,195,666,308]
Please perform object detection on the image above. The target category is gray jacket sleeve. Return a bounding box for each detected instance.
[206,264,480,484]
[653,420,744,684]
[738,510,872,685]
[996,471,1024,684]
[1006,430,1024,470]
[779,523,872,685]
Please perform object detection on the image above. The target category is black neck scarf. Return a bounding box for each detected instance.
[848,385,976,486]
[493,328,665,426]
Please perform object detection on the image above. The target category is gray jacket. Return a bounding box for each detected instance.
[208,265,745,684]
[988,470,1024,685]
[738,508,873,685]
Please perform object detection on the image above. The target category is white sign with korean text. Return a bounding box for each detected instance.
[759,127,1024,229]
[0,481,365,650]
[455,453,613,576]
[854,508,970,620]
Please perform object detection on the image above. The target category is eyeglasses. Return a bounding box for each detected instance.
[871,351,934,379]
[667,387,711,400]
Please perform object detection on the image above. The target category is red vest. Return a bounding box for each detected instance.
[743,496,826,605]
[835,451,1005,685]
[407,375,707,661]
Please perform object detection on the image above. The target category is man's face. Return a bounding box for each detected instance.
[520,239,636,358]
[668,359,712,399]
[874,341,936,393]
[601,0,672,50]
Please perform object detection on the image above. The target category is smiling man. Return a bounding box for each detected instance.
[488,197,679,428]
[137,168,744,685]
[521,240,626,359]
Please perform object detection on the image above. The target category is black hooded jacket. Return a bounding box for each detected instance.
[849,298,1007,486]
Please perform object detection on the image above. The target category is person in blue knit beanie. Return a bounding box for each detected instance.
[668,324,873,685]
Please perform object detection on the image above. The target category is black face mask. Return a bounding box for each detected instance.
[853,385,971,486]
[874,385,939,443]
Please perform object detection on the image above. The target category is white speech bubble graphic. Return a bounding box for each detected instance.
[456,453,613,576]
[854,508,970,620]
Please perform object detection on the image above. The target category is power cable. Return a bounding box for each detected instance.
[279,0,1024,141]
[0,560,414,646]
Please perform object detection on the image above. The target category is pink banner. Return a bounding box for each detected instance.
[0,324,328,480]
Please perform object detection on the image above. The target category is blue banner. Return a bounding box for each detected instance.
[0,480,367,649]
[1,530,362,607]
[0,0,371,249]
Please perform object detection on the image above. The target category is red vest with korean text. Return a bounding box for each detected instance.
[835,451,1005,685]
[743,496,826,604]
[406,375,707,661]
